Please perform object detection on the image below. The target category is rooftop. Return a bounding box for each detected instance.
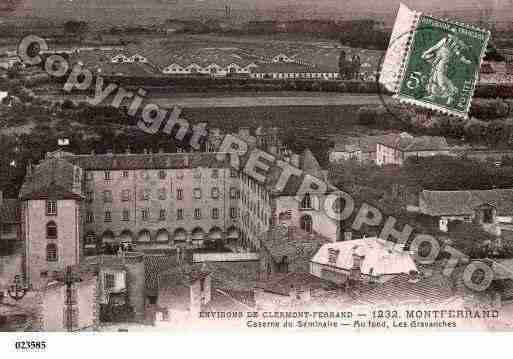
[260,226,331,265]
[258,271,339,296]
[354,272,454,305]
[311,237,417,276]
[420,189,513,217]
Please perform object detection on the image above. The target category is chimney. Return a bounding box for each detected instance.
[344,231,352,241]
[287,226,294,241]
[90,150,95,155]
[106,149,113,156]
[26,161,32,177]
[184,154,190,168]
[125,148,131,155]
[238,127,251,139]
[143,149,148,154]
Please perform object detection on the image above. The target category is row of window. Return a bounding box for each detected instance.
[86,207,239,223]
[87,187,241,203]
[93,168,237,181]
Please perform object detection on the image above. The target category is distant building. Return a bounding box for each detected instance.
[376,133,451,166]
[310,237,418,286]
[249,62,339,80]
[416,189,513,234]
[328,143,362,163]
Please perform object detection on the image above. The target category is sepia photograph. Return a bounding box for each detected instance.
[1,1,513,352]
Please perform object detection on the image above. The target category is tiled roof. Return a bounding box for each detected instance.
[158,263,210,289]
[0,198,20,223]
[311,237,417,276]
[202,288,254,312]
[259,272,339,296]
[355,272,454,305]
[19,158,82,200]
[144,255,178,292]
[420,189,513,217]
[64,152,228,171]
[260,226,331,264]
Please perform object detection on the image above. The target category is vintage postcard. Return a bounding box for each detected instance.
[1,0,513,346]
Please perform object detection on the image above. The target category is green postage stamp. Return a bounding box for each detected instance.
[380,4,490,119]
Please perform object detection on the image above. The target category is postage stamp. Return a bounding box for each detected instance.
[380,4,490,119]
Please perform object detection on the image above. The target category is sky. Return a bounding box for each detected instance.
[2,0,512,26]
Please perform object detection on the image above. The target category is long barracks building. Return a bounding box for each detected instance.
[18,130,340,289]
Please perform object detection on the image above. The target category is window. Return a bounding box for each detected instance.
[46,221,57,239]
[212,208,219,219]
[230,207,237,219]
[121,189,131,202]
[159,209,166,221]
[46,243,58,262]
[211,169,219,178]
[177,208,183,220]
[159,170,166,179]
[280,256,289,273]
[104,171,111,180]
[142,209,149,221]
[86,191,94,203]
[230,168,237,178]
[194,208,201,220]
[140,188,150,201]
[122,210,129,221]
[122,171,129,178]
[158,188,167,200]
[85,233,96,247]
[104,273,115,290]
[300,193,312,209]
[300,215,313,233]
[104,211,112,222]
[103,190,112,203]
[211,187,219,199]
[193,188,202,199]
[86,172,93,181]
[177,189,183,200]
[46,200,57,216]
[229,187,239,199]
[86,212,94,224]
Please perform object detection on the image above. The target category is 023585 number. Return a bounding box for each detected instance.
[14,341,47,350]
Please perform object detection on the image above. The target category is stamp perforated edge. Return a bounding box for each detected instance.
[395,13,491,119]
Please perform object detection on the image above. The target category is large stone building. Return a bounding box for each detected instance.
[16,128,340,290]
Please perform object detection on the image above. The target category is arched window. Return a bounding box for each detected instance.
[46,243,58,262]
[46,221,57,239]
[300,215,313,233]
[300,193,312,209]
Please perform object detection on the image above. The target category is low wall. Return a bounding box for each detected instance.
[192,252,259,263]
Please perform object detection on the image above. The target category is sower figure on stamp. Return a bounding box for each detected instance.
[421,32,472,106]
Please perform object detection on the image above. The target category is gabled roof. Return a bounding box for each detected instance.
[311,237,417,276]
[419,189,513,217]
[354,272,454,305]
[379,134,450,152]
[19,158,83,201]
[300,148,324,178]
